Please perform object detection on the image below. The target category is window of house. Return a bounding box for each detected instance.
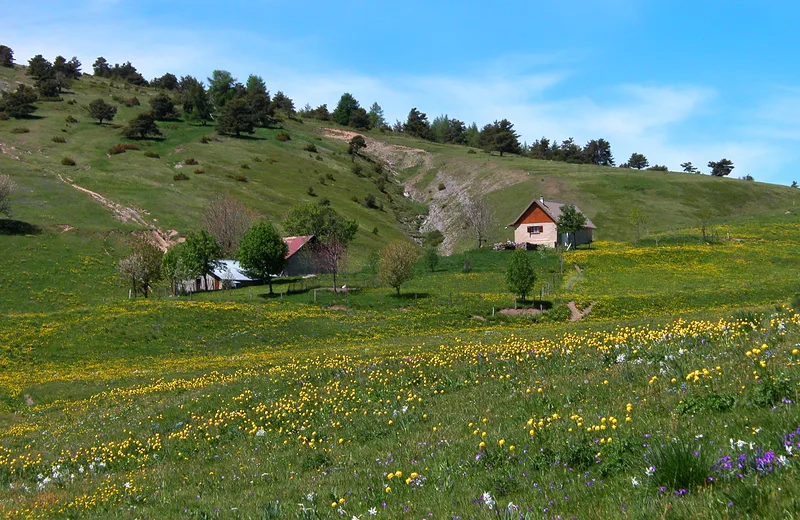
[527,225,543,235]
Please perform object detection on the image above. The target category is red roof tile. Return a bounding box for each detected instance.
[283,235,314,259]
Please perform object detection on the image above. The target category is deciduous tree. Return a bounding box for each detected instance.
[87,98,117,124]
[627,206,648,244]
[181,78,212,125]
[118,236,163,298]
[162,243,190,296]
[556,204,588,247]
[460,195,495,249]
[505,249,536,300]
[379,241,420,295]
[202,194,256,257]
[182,230,222,291]
[237,221,288,294]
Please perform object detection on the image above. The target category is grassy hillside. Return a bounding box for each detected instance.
[373,132,800,252]
[0,67,419,312]
[4,59,800,519]
[2,63,799,314]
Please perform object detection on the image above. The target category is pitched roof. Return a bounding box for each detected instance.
[283,235,314,259]
[508,198,597,229]
[211,260,260,282]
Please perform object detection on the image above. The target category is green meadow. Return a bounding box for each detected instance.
[1,64,800,518]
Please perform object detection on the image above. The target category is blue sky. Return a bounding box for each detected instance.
[6,1,800,185]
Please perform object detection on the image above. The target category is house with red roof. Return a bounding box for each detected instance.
[508,197,596,248]
[282,235,317,276]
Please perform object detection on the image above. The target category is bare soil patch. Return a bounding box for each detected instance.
[498,308,545,316]
[321,128,433,172]
[568,301,594,321]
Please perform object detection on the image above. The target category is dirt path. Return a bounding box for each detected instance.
[0,140,22,161]
[498,308,545,316]
[57,174,179,251]
[568,301,594,321]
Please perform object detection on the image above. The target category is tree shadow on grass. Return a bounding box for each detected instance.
[229,134,268,141]
[391,292,431,300]
[0,219,42,235]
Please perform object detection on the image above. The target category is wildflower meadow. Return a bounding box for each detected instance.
[0,302,798,518]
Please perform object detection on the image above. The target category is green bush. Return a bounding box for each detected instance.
[52,136,66,143]
[184,158,198,165]
[65,115,78,124]
[676,393,736,415]
[61,156,76,166]
[363,193,377,208]
[307,186,316,197]
[275,131,291,142]
[240,163,250,169]
[143,151,160,158]
[193,168,204,174]
[438,182,446,191]
[303,142,317,152]
[173,172,189,181]
[226,173,248,182]
[0,113,8,121]
[10,127,29,134]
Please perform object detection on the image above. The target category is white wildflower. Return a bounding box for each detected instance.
[645,466,655,477]
[482,491,495,510]
[631,476,640,487]
[368,507,377,516]
[255,429,266,437]
[123,481,132,489]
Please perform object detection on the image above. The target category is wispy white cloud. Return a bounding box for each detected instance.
[4,2,796,185]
